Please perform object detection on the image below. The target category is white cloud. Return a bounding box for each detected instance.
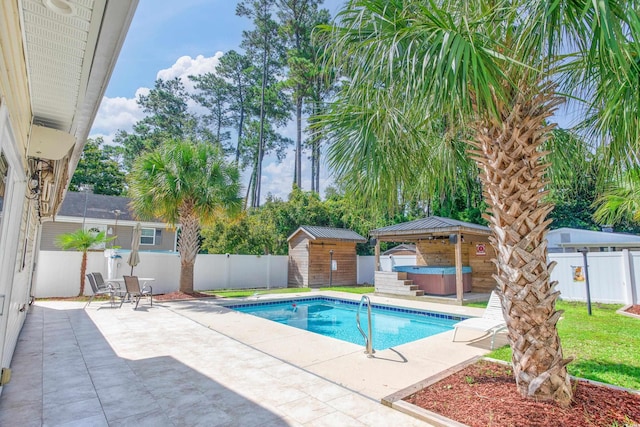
[91,87,149,141]
[262,154,295,200]
[156,52,224,91]
[259,147,333,202]
[90,53,224,143]
[89,52,336,200]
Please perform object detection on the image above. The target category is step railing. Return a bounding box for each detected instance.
[356,295,375,357]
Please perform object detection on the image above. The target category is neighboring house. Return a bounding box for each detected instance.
[0,0,137,394]
[547,227,640,253]
[40,192,177,252]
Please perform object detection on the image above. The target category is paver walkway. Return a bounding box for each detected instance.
[0,300,434,426]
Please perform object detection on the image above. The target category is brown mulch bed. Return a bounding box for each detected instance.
[626,305,640,316]
[153,291,216,301]
[404,360,640,427]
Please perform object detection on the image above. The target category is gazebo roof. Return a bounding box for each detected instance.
[370,216,490,240]
[288,225,367,243]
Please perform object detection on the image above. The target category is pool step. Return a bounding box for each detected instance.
[374,284,424,296]
[373,271,424,297]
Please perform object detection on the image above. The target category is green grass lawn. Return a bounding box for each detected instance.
[468,300,640,390]
[204,286,375,298]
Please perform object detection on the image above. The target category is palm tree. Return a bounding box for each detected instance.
[56,229,113,296]
[594,170,640,226]
[318,0,639,406]
[128,139,242,293]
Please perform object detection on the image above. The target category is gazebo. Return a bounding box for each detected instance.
[370,216,496,303]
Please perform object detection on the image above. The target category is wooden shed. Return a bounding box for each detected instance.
[370,216,497,303]
[288,226,367,288]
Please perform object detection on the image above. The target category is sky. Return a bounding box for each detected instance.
[91,0,577,205]
[91,0,344,203]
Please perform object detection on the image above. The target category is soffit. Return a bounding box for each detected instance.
[21,0,104,134]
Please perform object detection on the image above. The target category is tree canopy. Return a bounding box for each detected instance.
[316,0,640,406]
[128,139,242,293]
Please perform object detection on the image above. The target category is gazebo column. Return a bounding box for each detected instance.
[374,239,380,271]
[455,232,463,304]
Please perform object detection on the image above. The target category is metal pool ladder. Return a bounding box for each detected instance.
[356,295,375,357]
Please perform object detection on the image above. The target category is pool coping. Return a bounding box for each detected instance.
[222,294,469,351]
[223,294,470,322]
[162,291,497,401]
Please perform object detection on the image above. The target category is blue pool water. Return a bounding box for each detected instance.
[228,297,466,350]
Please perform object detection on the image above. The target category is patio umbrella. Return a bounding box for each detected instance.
[127,222,142,275]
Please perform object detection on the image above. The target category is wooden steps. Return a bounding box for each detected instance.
[374,271,424,297]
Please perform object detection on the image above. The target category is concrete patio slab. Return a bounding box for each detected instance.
[0,292,502,426]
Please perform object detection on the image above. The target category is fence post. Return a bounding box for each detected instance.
[621,249,636,305]
[267,254,271,290]
[225,253,231,289]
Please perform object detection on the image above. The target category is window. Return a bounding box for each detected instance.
[86,225,107,249]
[140,228,155,245]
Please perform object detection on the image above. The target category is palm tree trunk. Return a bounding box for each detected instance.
[469,82,573,407]
[79,252,87,297]
[177,200,200,293]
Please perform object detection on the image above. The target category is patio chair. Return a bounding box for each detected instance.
[94,272,126,305]
[452,290,507,349]
[120,275,153,310]
[85,273,117,308]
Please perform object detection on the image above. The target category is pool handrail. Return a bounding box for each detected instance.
[356,295,375,357]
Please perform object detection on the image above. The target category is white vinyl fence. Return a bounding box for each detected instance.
[549,250,639,305]
[34,250,640,305]
[357,256,375,285]
[34,251,288,297]
[379,255,418,272]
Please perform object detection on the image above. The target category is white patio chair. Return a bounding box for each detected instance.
[452,291,506,349]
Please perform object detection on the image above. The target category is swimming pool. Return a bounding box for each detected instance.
[227,297,467,350]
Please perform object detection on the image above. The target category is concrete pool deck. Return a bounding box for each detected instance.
[0,292,507,426]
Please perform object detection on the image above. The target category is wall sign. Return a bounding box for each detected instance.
[475,243,486,256]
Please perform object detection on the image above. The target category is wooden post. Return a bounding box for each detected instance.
[455,232,463,304]
[374,239,380,271]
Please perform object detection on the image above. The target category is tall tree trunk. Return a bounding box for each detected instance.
[216,99,223,143]
[469,82,573,406]
[311,142,316,193]
[177,200,200,293]
[244,165,254,210]
[310,103,320,193]
[79,252,87,296]
[236,104,244,165]
[314,135,320,192]
[236,84,245,163]
[295,94,302,188]
[254,29,269,208]
[249,144,261,208]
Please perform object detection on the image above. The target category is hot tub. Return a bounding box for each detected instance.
[393,265,472,295]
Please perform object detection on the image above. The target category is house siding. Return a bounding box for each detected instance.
[0,6,33,385]
[40,221,176,252]
[0,0,31,154]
